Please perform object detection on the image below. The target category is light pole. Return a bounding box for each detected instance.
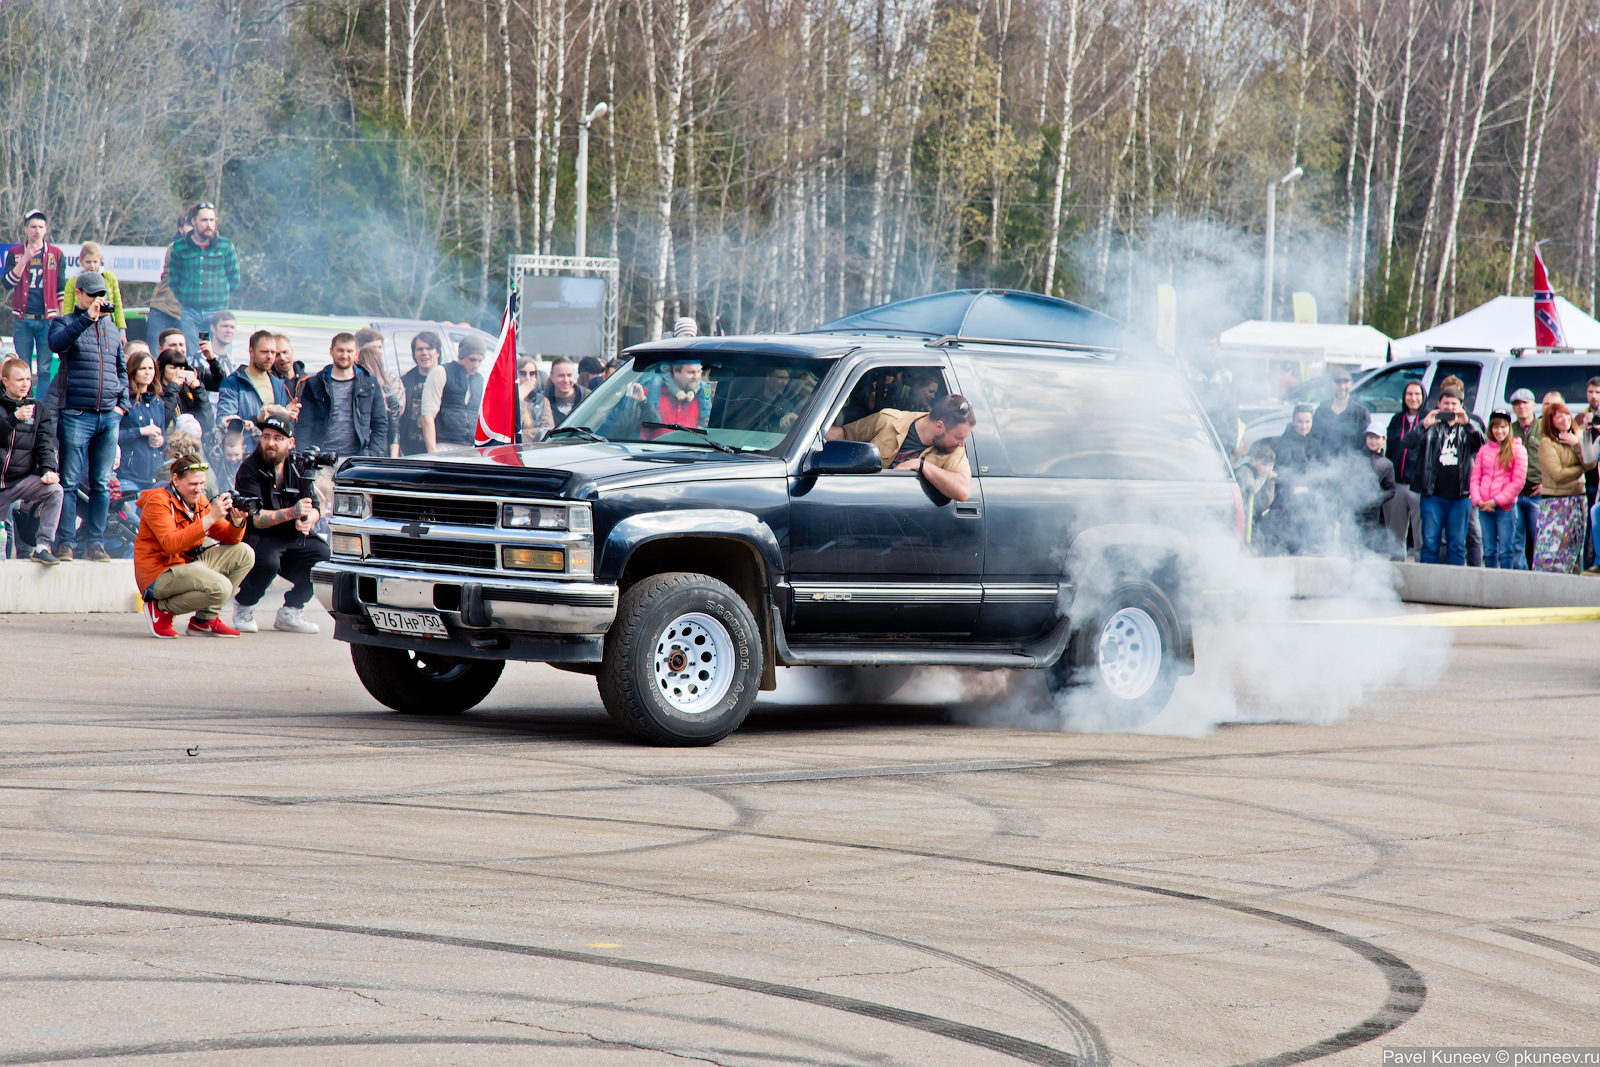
[575,101,610,259]
[1263,165,1303,321]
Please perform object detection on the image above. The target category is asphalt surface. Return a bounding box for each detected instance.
[1,590,1597,1065]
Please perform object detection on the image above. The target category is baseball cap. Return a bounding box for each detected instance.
[1509,388,1536,403]
[1329,365,1353,382]
[256,411,295,437]
[75,270,107,296]
[23,210,46,224]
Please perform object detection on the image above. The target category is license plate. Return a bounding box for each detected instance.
[367,607,449,638]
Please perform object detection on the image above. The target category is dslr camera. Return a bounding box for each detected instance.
[231,495,264,516]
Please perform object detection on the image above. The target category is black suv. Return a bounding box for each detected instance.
[313,334,1239,744]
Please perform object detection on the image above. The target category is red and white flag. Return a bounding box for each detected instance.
[475,290,519,447]
[1533,244,1566,348]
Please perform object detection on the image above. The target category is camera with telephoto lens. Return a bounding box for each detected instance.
[231,495,264,516]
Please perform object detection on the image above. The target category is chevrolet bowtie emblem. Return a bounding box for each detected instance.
[399,520,431,538]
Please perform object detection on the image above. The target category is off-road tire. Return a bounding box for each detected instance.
[1048,580,1180,728]
[599,572,763,746]
[350,644,505,715]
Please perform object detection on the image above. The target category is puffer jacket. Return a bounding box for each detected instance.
[0,391,58,487]
[1469,440,1528,510]
[118,390,167,487]
[46,309,127,413]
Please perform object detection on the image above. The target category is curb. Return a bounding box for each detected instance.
[0,559,142,613]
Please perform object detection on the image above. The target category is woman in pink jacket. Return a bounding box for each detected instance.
[1471,409,1529,568]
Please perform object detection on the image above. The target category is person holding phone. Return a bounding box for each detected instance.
[45,268,126,562]
[0,357,63,564]
[1399,385,1485,566]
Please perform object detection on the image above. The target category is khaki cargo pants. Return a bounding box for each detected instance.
[146,543,256,621]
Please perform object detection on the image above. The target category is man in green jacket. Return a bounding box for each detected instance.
[1509,387,1542,570]
[169,203,240,365]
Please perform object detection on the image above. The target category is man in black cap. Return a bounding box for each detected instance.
[2,211,66,396]
[229,410,328,634]
[1311,366,1371,454]
[46,268,126,562]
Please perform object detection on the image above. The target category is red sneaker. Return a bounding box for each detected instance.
[187,616,241,638]
[146,600,178,639]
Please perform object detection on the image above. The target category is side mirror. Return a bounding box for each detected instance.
[811,439,882,475]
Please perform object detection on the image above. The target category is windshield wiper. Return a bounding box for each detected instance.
[546,425,608,443]
[641,421,736,453]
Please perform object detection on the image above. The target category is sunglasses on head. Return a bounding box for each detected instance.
[194,202,215,211]
[171,459,210,476]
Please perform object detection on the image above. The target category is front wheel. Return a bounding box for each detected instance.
[350,644,505,714]
[599,572,763,745]
[1049,581,1180,729]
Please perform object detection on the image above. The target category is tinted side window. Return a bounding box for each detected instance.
[1352,363,1426,414]
[1503,364,1600,407]
[1429,360,1483,410]
[976,355,1229,480]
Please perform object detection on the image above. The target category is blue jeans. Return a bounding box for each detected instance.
[145,306,181,352]
[13,318,52,395]
[56,409,120,550]
[1420,495,1470,565]
[1511,496,1539,570]
[1479,506,1518,568]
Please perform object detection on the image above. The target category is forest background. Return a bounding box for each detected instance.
[2,0,1594,349]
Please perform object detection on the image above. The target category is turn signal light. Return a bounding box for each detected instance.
[332,533,364,557]
[502,546,565,572]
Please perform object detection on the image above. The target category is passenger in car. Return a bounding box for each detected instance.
[719,367,810,434]
[825,393,974,502]
[610,359,715,440]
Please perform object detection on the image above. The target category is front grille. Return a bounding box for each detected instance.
[369,535,497,570]
[371,494,498,527]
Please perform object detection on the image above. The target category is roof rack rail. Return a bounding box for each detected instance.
[924,334,1121,355]
[1508,346,1600,357]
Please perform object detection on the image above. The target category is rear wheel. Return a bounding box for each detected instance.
[1049,581,1180,728]
[350,644,504,714]
[600,572,763,745]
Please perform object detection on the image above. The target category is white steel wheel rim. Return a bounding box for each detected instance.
[653,612,735,715]
[1097,607,1162,700]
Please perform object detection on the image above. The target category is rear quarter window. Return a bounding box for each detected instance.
[975,355,1230,480]
[1502,364,1600,407]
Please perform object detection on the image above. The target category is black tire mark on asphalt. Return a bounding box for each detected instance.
[0,1035,595,1066]
[11,777,1115,1065]
[1493,927,1600,970]
[1,784,1421,1064]
[0,891,1087,1067]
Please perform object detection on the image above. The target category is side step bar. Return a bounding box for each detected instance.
[770,607,1073,669]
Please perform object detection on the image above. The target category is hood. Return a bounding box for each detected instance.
[336,440,783,499]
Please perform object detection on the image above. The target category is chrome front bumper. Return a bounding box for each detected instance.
[312,562,617,635]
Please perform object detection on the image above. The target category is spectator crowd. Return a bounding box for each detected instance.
[0,204,626,635]
[1228,364,1600,575]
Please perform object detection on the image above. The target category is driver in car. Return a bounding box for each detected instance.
[826,393,975,502]
[610,359,716,440]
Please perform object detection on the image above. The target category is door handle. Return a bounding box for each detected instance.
[955,501,981,518]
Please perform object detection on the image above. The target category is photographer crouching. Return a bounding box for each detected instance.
[134,454,253,638]
[229,411,328,634]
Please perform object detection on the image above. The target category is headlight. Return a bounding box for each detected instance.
[503,546,565,571]
[502,504,567,530]
[333,492,368,518]
[568,506,593,533]
[331,533,364,557]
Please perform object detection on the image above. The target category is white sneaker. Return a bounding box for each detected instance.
[274,606,320,634]
[233,605,258,633]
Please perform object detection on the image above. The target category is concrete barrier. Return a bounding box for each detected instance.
[0,559,141,613]
[1393,560,1600,609]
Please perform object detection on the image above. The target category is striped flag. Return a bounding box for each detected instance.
[1533,243,1566,348]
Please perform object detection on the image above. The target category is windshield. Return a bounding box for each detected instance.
[562,352,829,453]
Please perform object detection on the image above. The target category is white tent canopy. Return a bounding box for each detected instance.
[1216,321,1394,368]
[1394,295,1600,357]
